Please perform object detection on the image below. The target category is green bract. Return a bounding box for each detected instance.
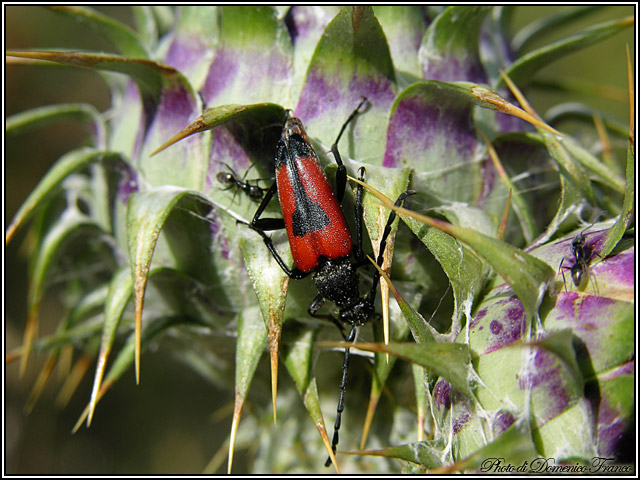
[7,6,634,474]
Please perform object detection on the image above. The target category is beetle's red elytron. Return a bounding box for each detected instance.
[244,98,415,466]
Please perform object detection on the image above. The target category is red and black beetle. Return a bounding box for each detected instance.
[242,98,415,466]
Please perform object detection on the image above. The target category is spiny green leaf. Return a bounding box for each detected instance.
[449,420,538,472]
[88,266,134,426]
[235,306,268,399]
[6,149,125,244]
[540,129,595,205]
[6,103,106,147]
[354,438,447,468]
[373,6,426,83]
[6,50,187,103]
[131,6,161,53]
[352,342,475,399]
[151,103,285,157]
[238,226,289,426]
[419,6,492,83]
[48,5,148,59]
[229,306,268,474]
[601,138,635,257]
[73,315,187,433]
[163,6,219,91]
[201,6,293,107]
[503,15,634,88]
[357,178,556,323]
[22,209,103,375]
[126,186,213,383]
[562,136,625,194]
[511,6,605,54]
[281,323,339,471]
[297,6,396,164]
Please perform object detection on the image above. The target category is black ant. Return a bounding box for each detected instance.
[558,224,600,294]
[216,163,267,201]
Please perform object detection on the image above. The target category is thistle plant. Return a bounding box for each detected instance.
[6,6,635,474]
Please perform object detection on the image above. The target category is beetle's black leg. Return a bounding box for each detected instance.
[353,167,366,262]
[249,182,285,231]
[330,97,369,204]
[364,189,417,303]
[325,325,356,467]
[239,181,307,279]
[308,295,348,336]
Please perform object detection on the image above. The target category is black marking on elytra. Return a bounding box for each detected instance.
[283,135,331,237]
[292,195,330,237]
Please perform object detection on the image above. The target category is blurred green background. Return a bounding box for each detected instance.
[5,5,635,474]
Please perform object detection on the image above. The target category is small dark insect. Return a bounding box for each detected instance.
[558,226,599,294]
[216,163,267,201]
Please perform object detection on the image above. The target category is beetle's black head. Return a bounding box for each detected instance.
[282,115,308,142]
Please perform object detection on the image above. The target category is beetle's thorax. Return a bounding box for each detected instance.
[312,256,360,309]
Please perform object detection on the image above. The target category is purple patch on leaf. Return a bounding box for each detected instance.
[597,396,629,457]
[483,297,526,354]
[489,319,502,334]
[452,392,472,434]
[288,6,336,46]
[201,47,291,106]
[201,49,239,105]
[295,66,395,126]
[495,110,530,134]
[423,55,488,84]
[219,232,230,260]
[554,293,617,332]
[595,245,634,290]
[117,163,140,204]
[601,360,634,380]
[469,306,487,330]
[383,93,476,169]
[206,210,230,260]
[114,81,145,160]
[164,36,212,80]
[492,410,515,436]
[157,85,198,126]
[475,155,497,207]
[433,379,451,410]
[518,348,571,423]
